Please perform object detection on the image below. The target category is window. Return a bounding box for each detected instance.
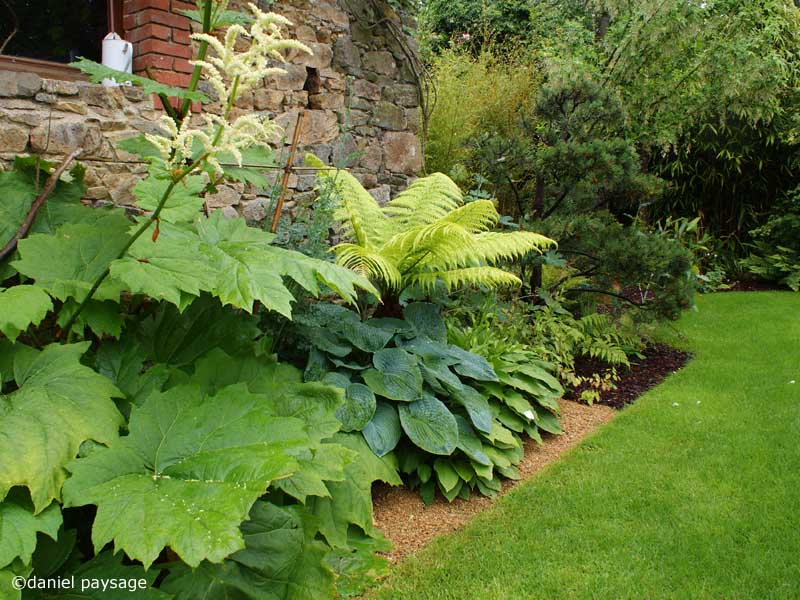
[0,0,123,80]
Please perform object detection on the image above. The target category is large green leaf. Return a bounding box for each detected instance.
[0,286,52,342]
[363,348,423,402]
[362,401,402,457]
[71,58,207,102]
[325,528,392,597]
[137,295,260,367]
[0,491,61,569]
[24,551,171,599]
[62,383,309,568]
[398,395,458,456]
[13,213,132,303]
[310,433,400,548]
[0,343,123,512]
[134,173,207,223]
[161,501,335,600]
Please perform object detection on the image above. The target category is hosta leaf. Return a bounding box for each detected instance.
[62,383,309,568]
[0,286,52,341]
[363,348,423,402]
[14,213,132,302]
[0,491,61,569]
[71,58,207,102]
[162,501,335,600]
[403,302,447,343]
[433,458,460,493]
[454,415,491,467]
[448,383,492,434]
[535,406,563,435]
[336,384,377,432]
[134,173,206,223]
[361,401,402,457]
[0,343,123,512]
[448,345,499,382]
[398,395,458,455]
[310,433,400,548]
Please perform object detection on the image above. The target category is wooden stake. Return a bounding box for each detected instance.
[270,111,305,233]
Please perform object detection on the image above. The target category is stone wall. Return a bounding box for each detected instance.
[0,0,422,222]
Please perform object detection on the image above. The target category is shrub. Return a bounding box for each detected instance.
[289,302,562,503]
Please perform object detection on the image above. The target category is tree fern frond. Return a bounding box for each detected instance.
[409,266,522,293]
[333,243,403,291]
[471,231,556,263]
[437,200,499,233]
[384,173,463,228]
[314,163,389,247]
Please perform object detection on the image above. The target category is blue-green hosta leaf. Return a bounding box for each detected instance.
[535,406,563,435]
[448,345,499,382]
[13,213,132,303]
[336,384,377,432]
[403,302,447,343]
[0,491,61,569]
[454,415,492,467]
[0,286,52,341]
[310,433,400,548]
[398,395,458,456]
[0,343,123,512]
[134,173,207,223]
[363,348,423,402]
[299,304,392,353]
[71,58,207,102]
[161,501,335,600]
[362,401,402,457]
[447,383,492,434]
[62,383,310,568]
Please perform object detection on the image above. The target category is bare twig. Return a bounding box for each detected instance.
[0,0,19,55]
[0,149,83,262]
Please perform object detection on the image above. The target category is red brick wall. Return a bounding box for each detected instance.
[123,0,195,93]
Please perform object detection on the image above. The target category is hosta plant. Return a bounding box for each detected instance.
[291,301,563,503]
[305,155,555,312]
[0,2,396,598]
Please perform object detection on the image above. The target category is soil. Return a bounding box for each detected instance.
[371,344,692,563]
[371,398,616,563]
[566,343,691,409]
[718,279,789,292]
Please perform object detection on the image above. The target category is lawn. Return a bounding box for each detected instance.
[370,292,800,600]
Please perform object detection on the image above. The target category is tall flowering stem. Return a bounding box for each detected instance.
[63,1,312,338]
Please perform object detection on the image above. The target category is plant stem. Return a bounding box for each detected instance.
[61,162,202,340]
[178,0,214,121]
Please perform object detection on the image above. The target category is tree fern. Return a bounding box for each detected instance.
[307,158,555,301]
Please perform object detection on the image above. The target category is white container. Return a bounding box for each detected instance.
[101,32,133,87]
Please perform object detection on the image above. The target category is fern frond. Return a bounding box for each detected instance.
[437,200,499,233]
[471,231,556,263]
[333,243,403,291]
[384,173,463,228]
[409,266,522,293]
[314,164,389,247]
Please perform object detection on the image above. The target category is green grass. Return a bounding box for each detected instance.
[369,293,800,600]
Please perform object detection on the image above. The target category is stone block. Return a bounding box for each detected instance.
[333,37,361,72]
[0,71,42,98]
[42,79,79,96]
[269,64,308,91]
[382,83,418,107]
[0,123,30,153]
[371,101,406,130]
[30,118,104,155]
[254,89,284,111]
[383,131,422,175]
[363,51,396,77]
